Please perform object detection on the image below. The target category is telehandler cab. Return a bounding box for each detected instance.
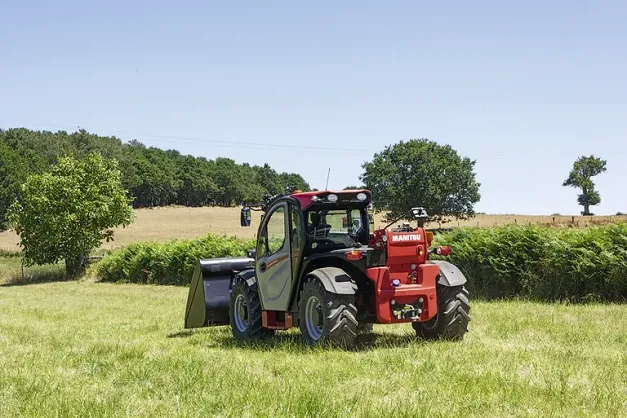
[184,189,470,348]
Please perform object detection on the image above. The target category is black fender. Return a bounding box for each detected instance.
[428,260,467,287]
[235,269,257,288]
[306,267,358,295]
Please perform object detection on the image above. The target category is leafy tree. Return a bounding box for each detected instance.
[1,127,311,216]
[175,156,219,206]
[360,139,481,222]
[254,163,284,196]
[7,153,134,277]
[280,172,310,192]
[343,185,363,190]
[563,155,607,216]
[0,142,26,228]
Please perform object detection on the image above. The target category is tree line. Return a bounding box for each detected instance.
[0,128,309,225]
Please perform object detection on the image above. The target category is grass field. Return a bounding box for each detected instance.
[1,206,625,252]
[0,254,65,286]
[0,281,625,417]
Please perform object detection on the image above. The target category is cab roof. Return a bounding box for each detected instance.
[290,189,372,211]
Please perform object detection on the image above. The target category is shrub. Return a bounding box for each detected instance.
[433,223,627,302]
[93,234,255,285]
[93,225,627,303]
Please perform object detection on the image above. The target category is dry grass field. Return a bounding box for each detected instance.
[0,206,625,252]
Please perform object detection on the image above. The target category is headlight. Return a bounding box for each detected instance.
[356,192,367,201]
[327,194,338,202]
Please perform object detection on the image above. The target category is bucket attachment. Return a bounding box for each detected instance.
[184,257,254,328]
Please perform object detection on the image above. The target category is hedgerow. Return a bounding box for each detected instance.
[93,224,627,302]
[433,223,627,302]
[93,234,255,285]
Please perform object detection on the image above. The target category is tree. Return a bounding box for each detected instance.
[360,139,480,222]
[7,153,134,277]
[563,155,607,216]
[1,128,311,216]
[254,163,283,196]
[279,172,310,192]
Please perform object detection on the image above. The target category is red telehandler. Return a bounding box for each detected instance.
[184,189,470,348]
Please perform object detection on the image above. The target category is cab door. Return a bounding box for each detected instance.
[255,202,293,311]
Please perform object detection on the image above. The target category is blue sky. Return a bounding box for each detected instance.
[1,1,625,215]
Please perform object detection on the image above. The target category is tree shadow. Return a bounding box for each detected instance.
[0,269,71,287]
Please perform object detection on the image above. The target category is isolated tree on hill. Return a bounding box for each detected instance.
[7,153,134,277]
[563,155,607,216]
[360,139,481,223]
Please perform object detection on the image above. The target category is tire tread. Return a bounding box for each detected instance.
[299,277,357,348]
[413,285,471,341]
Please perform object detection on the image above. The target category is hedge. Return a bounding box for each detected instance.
[433,223,627,302]
[93,224,627,302]
[93,234,255,285]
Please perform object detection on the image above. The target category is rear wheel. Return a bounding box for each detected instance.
[229,278,274,341]
[413,285,470,340]
[299,277,357,348]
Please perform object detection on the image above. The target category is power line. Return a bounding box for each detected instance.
[24,123,376,155]
[11,122,624,160]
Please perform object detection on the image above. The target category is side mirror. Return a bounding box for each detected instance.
[240,207,252,227]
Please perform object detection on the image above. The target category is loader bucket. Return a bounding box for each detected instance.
[184,257,254,328]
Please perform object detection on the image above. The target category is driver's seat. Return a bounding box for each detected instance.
[308,213,331,241]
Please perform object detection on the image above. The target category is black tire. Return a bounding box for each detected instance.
[413,285,470,340]
[229,278,274,341]
[299,277,358,348]
[357,322,374,334]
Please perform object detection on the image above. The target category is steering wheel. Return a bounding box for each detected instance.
[315,238,336,246]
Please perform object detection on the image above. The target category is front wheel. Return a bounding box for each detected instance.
[299,277,357,348]
[229,278,274,341]
[413,285,470,340]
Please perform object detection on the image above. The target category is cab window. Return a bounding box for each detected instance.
[264,206,285,255]
[305,208,366,249]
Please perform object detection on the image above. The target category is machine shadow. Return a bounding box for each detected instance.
[166,329,197,338]
[213,331,420,352]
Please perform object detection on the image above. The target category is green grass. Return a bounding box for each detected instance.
[0,255,65,286]
[0,282,625,417]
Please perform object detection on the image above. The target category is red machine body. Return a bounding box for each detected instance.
[366,228,439,324]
